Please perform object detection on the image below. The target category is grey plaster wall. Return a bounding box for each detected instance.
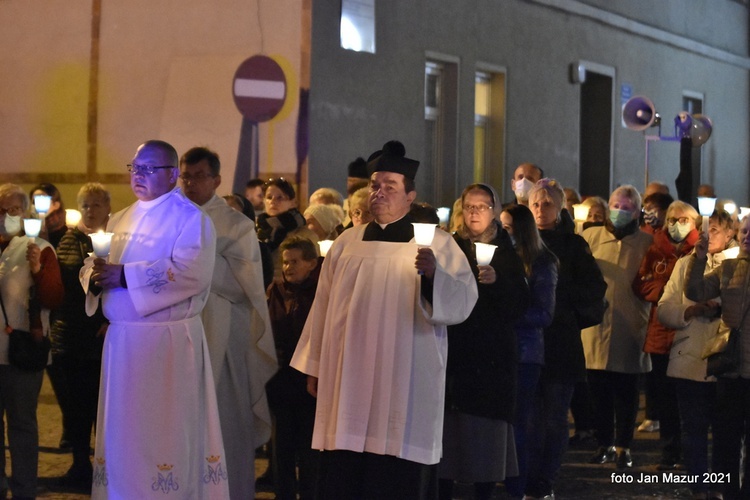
[309,0,750,206]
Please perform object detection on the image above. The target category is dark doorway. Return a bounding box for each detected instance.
[579,72,613,198]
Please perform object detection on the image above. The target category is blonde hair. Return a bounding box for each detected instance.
[665,200,699,223]
[528,178,565,213]
[77,182,111,206]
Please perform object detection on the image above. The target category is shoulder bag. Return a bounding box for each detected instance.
[0,290,50,372]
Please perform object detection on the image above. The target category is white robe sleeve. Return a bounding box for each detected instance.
[79,254,102,317]
[420,230,478,326]
[124,210,216,317]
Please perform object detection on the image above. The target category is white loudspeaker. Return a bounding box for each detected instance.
[676,112,713,146]
[623,96,657,131]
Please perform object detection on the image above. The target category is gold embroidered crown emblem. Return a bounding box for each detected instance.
[206,455,221,463]
[157,463,173,471]
[167,268,175,282]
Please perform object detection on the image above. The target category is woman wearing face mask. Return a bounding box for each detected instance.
[657,209,736,500]
[499,203,559,500]
[581,185,653,469]
[0,184,63,500]
[632,201,699,470]
[640,192,674,235]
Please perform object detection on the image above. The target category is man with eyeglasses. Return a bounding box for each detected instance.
[291,140,478,499]
[179,146,277,500]
[81,140,229,498]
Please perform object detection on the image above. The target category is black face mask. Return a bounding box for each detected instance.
[582,221,605,231]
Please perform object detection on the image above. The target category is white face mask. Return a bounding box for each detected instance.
[668,222,692,242]
[3,215,21,236]
[514,178,535,202]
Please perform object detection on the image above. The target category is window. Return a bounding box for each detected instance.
[340,0,375,53]
[473,67,506,190]
[424,59,458,207]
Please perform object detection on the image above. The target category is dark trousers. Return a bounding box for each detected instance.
[587,369,639,449]
[674,378,717,495]
[266,367,319,500]
[505,362,542,497]
[649,354,681,462]
[712,377,750,499]
[0,365,43,499]
[569,380,596,432]
[52,356,100,464]
[317,450,438,500]
[525,378,575,497]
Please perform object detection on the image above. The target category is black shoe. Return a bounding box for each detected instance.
[58,437,72,450]
[588,446,616,464]
[53,463,93,492]
[616,449,633,469]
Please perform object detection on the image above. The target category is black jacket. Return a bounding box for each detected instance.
[445,222,530,421]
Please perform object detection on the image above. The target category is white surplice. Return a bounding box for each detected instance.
[201,194,278,500]
[290,224,478,465]
[82,188,229,499]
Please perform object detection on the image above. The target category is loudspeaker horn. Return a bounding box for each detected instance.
[676,112,713,147]
[623,96,657,131]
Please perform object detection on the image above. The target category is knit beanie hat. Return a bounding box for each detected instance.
[304,204,343,236]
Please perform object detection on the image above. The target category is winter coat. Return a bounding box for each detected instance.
[658,246,737,382]
[446,222,530,421]
[514,249,558,365]
[540,225,607,382]
[685,251,750,378]
[50,228,105,359]
[633,227,698,354]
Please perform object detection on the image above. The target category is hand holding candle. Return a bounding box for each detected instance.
[474,242,497,284]
[412,223,437,277]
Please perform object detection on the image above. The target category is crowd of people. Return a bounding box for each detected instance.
[0,137,748,500]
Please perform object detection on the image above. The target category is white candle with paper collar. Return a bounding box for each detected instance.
[317,239,333,257]
[23,219,42,243]
[412,223,437,275]
[436,207,450,226]
[91,231,114,258]
[697,197,717,238]
[33,194,52,216]
[474,242,497,266]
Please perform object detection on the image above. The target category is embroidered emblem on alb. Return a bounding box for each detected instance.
[146,268,169,294]
[202,455,228,485]
[93,457,108,487]
[152,463,179,493]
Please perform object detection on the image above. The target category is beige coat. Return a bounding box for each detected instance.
[658,248,737,382]
[581,225,652,373]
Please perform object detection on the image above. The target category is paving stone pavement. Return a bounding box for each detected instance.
[28,374,702,499]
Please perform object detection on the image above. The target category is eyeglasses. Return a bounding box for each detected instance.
[179,172,214,183]
[667,216,692,226]
[463,204,493,214]
[127,164,175,175]
[351,208,370,218]
[0,206,23,217]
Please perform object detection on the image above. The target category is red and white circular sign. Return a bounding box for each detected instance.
[232,55,287,122]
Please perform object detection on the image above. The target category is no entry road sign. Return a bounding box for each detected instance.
[232,55,287,122]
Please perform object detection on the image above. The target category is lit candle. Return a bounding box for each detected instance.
[474,242,497,266]
[412,223,437,275]
[317,239,334,257]
[65,209,82,228]
[436,207,451,227]
[572,203,589,234]
[740,207,750,221]
[697,197,717,238]
[23,219,42,242]
[723,202,737,216]
[91,231,114,258]
[33,194,52,216]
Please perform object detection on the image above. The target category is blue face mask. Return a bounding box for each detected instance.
[609,208,634,229]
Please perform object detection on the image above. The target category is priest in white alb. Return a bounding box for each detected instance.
[179,146,278,500]
[290,140,478,499]
[82,140,229,499]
